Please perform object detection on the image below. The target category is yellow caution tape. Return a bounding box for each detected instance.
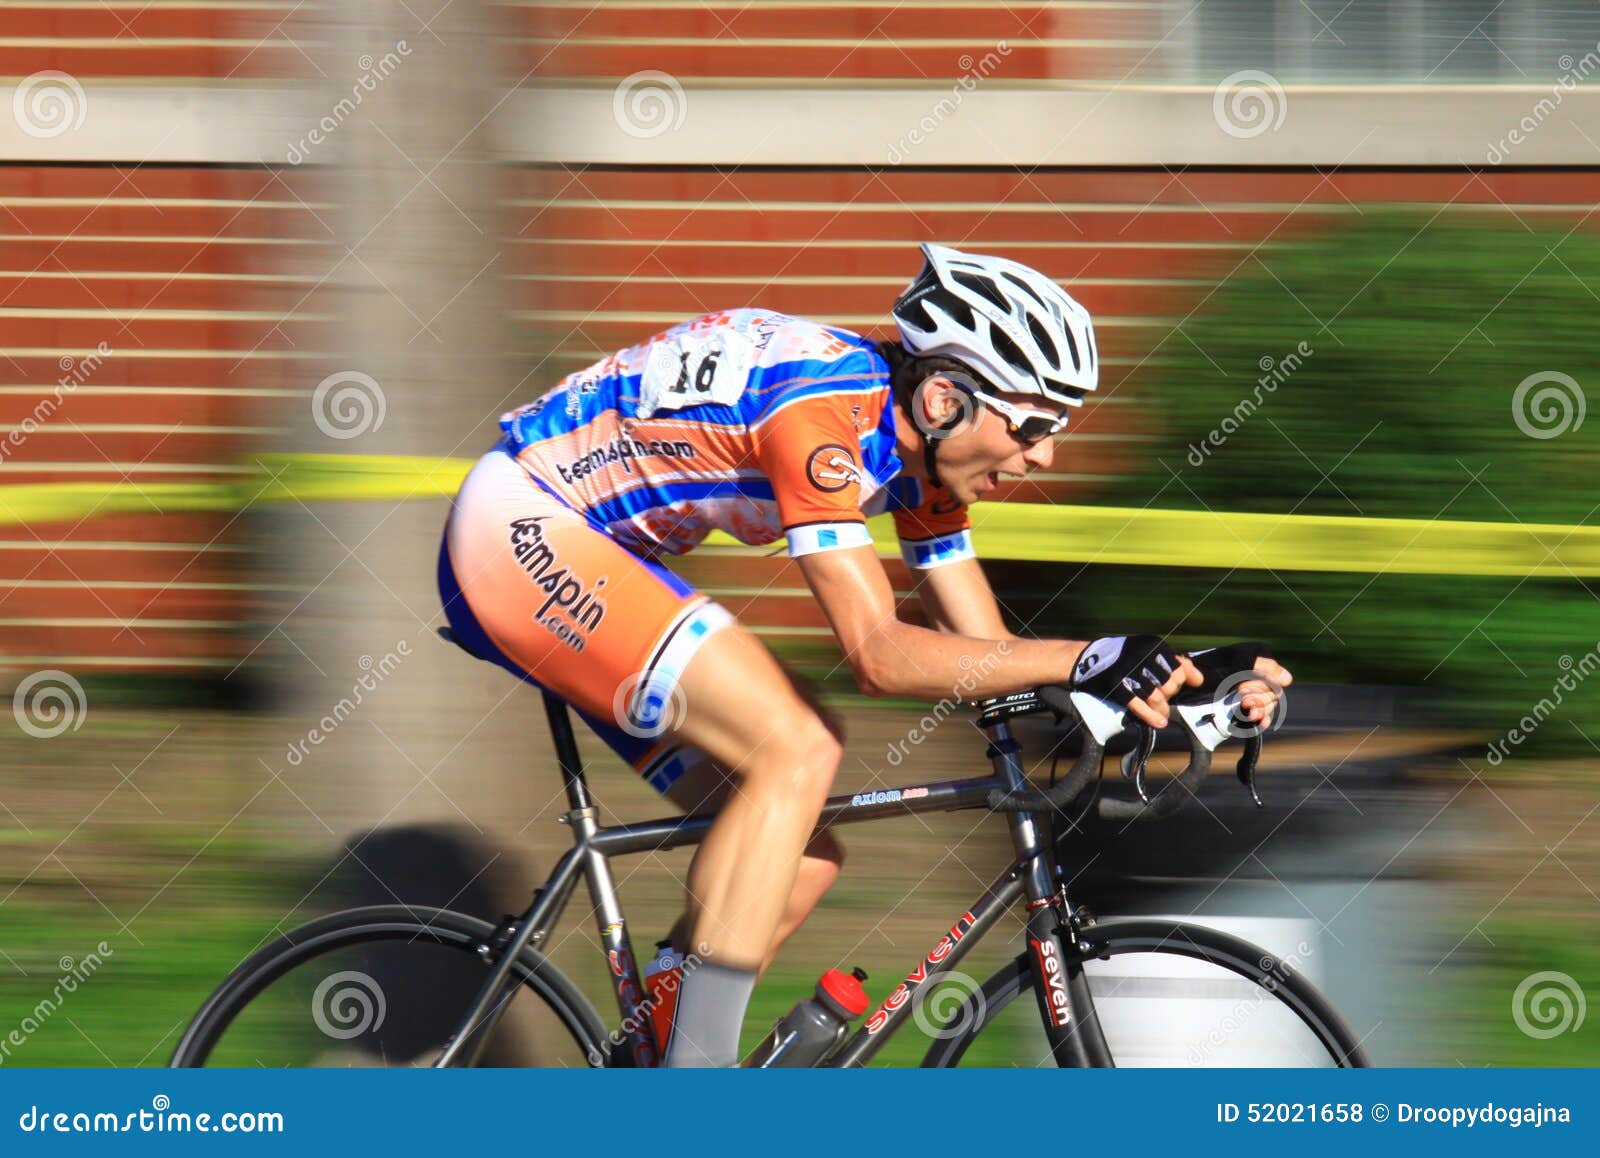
[1,452,1596,578]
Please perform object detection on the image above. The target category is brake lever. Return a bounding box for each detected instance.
[1066,690,1127,746]
[1172,693,1268,808]
[1237,730,1264,808]
[1120,722,1158,803]
[1096,716,1212,822]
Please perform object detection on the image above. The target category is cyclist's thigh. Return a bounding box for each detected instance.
[441,450,736,768]
[667,624,842,786]
[441,450,835,797]
[659,662,846,815]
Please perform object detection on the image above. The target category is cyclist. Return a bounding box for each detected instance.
[438,242,1291,1066]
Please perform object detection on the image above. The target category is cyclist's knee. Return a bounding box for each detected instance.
[747,712,841,807]
[782,667,845,746]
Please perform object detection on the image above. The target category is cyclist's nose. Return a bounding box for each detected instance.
[1021,438,1055,472]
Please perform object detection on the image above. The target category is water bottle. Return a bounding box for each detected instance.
[747,967,870,1068]
[642,939,684,1052]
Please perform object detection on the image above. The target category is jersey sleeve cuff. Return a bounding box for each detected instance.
[785,521,873,558]
[900,530,975,569]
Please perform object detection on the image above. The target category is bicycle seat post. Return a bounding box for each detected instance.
[542,691,593,812]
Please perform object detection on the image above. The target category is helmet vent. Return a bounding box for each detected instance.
[1026,314,1060,368]
[988,327,1031,376]
[1003,271,1049,310]
[1059,321,1081,373]
[951,270,1010,313]
[898,298,933,331]
[924,288,974,330]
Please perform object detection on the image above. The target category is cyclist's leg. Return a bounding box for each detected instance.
[441,449,842,1064]
[648,625,842,1065]
[660,756,845,976]
[580,665,845,980]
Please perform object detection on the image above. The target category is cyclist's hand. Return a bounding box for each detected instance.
[1185,642,1293,727]
[1070,634,1203,729]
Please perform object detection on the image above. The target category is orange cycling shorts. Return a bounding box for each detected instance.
[438,446,733,794]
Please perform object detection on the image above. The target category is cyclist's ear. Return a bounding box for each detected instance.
[914,375,962,428]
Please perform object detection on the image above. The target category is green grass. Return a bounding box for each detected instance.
[1425,915,1600,1067]
[2,837,1589,1068]
[0,877,309,1068]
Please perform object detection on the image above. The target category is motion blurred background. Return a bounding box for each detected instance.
[1,0,1596,1066]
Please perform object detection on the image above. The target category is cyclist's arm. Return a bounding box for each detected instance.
[799,544,1079,702]
[758,388,1193,723]
[910,556,1013,639]
[885,476,1009,638]
[803,548,1195,727]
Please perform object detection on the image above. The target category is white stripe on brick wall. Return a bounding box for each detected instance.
[5,86,1600,164]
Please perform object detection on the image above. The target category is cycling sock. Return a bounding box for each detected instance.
[663,960,758,1068]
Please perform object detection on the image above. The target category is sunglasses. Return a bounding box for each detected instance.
[957,385,1070,444]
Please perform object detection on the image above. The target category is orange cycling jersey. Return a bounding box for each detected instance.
[497,308,975,569]
[441,309,978,798]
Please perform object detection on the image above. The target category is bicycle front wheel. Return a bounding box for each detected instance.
[920,918,1371,1068]
[170,905,610,1067]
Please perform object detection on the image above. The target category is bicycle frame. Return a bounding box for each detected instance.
[433,690,1115,1068]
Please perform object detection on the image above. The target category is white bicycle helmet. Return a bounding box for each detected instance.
[892,242,1098,406]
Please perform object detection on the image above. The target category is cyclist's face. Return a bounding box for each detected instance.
[909,380,1065,503]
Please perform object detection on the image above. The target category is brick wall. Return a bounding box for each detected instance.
[4,2,1597,669]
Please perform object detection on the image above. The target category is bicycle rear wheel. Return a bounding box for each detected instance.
[920,918,1371,1068]
[170,905,610,1067]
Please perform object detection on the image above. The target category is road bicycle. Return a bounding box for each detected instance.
[170,629,1372,1068]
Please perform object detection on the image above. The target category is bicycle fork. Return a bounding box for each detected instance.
[991,723,1115,1068]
